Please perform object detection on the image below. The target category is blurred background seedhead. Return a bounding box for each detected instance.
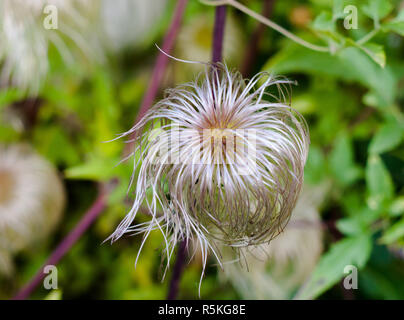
[0,0,99,93]
[0,144,65,276]
[0,0,404,300]
[99,0,168,53]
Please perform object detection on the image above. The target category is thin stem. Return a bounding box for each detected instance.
[165,4,227,300]
[356,28,380,45]
[240,0,275,77]
[13,186,107,300]
[201,0,330,53]
[212,5,227,63]
[13,98,42,131]
[13,0,189,300]
[166,240,187,300]
[124,0,189,156]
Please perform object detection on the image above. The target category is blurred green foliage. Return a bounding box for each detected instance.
[1,0,404,300]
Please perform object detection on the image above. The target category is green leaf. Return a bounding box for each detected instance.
[333,0,346,20]
[34,126,80,167]
[357,43,386,68]
[380,218,404,244]
[311,11,342,48]
[396,9,404,21]
[360,267,404,299]
[107,178,131,205]
[262,45,396,107]
[44,290,62,300]
[333,0,361,20]
[369,120,404,154]
[0,124,21,142]
[295,235,372,300]
[389,197,404,217]
[0,88,25,108]
[383,20,404,36]
[336,217,366,236]
[292,93,317,114]
[312,11,335,32]
[337,207,380,236]
[366,154,394,210]
[330,133,362,187]
[304,146,327,184]
[362,0,394,23]
[382,9,404,36]
[90,70,121,157]
[65,159,116,181]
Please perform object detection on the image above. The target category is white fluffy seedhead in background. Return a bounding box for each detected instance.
[0,0,98,93]
[0,248,12,276]
[0,144,65,275]
[99,0,168,52]
[110,64,309,277]
[221,183,327,299]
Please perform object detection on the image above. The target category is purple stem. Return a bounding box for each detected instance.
[125,0,188,155]
[212,6,227,64]
[240,0,275,77]
[166,240,187,300]
[13,190,106,300]
[166,5,228,300]
[13,0,189,300]
[136,0,188,121]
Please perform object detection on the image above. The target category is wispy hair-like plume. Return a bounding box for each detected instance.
[110,63,310,276]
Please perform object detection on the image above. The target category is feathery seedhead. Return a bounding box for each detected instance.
[111,64,309,271]
[221,183,326,299]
